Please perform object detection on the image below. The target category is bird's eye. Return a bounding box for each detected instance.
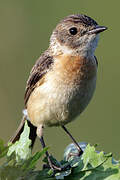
[69,27,78,35]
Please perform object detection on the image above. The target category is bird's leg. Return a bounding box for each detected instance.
[37,125,62,171]
[40,136,63,171]
[61,125,83,157]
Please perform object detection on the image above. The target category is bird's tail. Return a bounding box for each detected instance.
[9,110,37,148]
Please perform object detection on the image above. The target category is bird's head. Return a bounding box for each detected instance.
[50,14,107,57]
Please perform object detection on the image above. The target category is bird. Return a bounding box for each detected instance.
[10,14,107,171]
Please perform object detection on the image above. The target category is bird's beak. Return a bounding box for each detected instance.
[87,26,107,35]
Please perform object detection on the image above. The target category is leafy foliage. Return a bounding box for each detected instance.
[0,121,120,180]
[7,121,31,163]
[0,138,9,158]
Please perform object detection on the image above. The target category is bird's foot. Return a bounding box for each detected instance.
[43,161,70,170]
[43,156,71,176]
[67,149,83,161]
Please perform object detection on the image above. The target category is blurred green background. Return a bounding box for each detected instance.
[0,0,119,162]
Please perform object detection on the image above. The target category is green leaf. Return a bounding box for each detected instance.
[7,121,32,164]
[68,144,120,180]
[55,169,71,180]
[22,147,49,170]
[81,144,110,170]
[0,138,9,158]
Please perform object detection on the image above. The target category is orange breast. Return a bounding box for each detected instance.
[53,54,97,85]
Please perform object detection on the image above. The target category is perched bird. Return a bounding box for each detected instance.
[10,14,107,171]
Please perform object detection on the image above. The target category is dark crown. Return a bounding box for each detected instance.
[61,14,98,27]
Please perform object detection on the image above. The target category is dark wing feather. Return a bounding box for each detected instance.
[24,50,53,106]
[9,51,53,147]
[94,56,98,67]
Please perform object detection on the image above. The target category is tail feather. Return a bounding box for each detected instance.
[9,115,37,148]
